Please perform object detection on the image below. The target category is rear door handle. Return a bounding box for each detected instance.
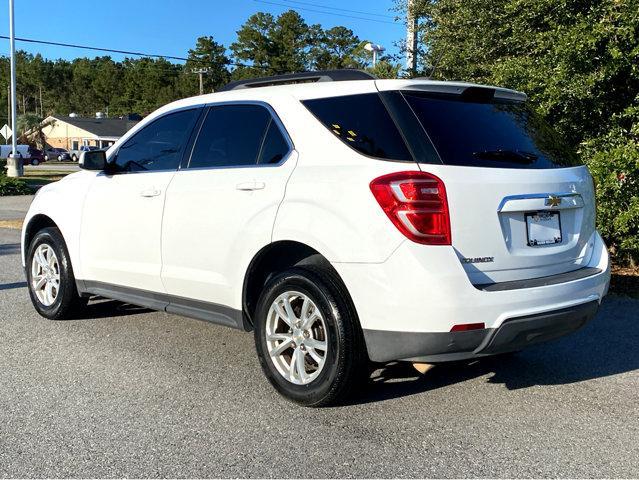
[236,181,265,191]
[140,187,161,197]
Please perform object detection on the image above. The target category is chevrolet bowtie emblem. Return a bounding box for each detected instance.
[545,195,562,207]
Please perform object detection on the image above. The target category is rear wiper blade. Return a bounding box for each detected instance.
[472,149,538,163]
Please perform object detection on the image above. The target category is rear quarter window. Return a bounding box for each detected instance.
[303,93,412,161]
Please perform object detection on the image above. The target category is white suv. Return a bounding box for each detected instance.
[22,70,610,406]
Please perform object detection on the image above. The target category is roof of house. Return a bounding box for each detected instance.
[51,115,139,138]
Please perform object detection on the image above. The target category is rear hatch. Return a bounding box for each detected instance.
[376,80,596,284]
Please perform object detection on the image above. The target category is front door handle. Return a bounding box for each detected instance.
[236,181,265,191]
[140,187,161,197]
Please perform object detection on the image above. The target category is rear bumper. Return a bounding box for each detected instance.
[333,231,610,363]
[363,300,599,362]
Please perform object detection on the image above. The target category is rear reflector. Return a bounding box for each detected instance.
[370,171,451,245]
[450,323,485,332]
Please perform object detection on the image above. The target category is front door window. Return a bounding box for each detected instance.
[114,109,200,172]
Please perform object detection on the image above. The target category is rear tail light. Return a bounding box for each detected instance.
[370,171,451,245]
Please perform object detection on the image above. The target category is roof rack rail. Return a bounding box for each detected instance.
[219,69,376,92]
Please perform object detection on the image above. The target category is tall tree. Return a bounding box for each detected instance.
[231,10,316,78]
[367,59,402,79]
[185,36,231,93]
[312,26,365,70]
[118,57,183,115]
[92,57,123,114]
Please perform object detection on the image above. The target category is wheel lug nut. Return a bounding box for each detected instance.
[292,342,296,348]
[295,321,301,328]
[303,331,310,338]
[300,344,306,351]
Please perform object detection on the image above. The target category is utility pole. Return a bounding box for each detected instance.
[406,0,419,76]
[6,85,9,145]
[192,68,209,95]
[7,0,21,177]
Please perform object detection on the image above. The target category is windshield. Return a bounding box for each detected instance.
[402,91,581,169]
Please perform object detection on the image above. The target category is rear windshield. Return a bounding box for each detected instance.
[402,91,581,169]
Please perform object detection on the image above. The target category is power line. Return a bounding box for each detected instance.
[0,35,190,62]
[280,0,396,19]
[0,35,265,70]
[253,0,402,26]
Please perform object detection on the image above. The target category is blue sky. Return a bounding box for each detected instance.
[0,0,405,66]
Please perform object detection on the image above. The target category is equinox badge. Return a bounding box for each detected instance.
[461,257,495,264]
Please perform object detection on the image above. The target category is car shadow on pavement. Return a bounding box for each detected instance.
[74,298,153,320]
[0,281,27,291]
[350,297,639,405]
[0,243,21,256]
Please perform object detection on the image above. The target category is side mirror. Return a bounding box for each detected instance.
[79,150,107,171]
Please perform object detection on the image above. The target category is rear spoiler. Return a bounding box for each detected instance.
[375,79,527,102]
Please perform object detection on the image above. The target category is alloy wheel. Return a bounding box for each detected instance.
[30,243,60,307]
[265,291,328,385]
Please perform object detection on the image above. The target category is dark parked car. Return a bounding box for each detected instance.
[44,148,71,162]
[27,147,46,166]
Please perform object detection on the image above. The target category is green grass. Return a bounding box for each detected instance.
[21,170,69,189]
[1,167,72,194]
[45,161,77,166]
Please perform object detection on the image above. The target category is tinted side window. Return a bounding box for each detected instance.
[258,120,290,164]
[303,93,412,161]
[114,109,199,172]
[189,104,271,169]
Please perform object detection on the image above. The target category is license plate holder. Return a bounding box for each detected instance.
[525,211,562,247]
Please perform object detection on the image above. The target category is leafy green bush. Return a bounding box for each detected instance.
[584,116,639,267]
[0,171,31,196]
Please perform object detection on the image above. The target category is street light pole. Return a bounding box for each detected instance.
[7,0,21,177]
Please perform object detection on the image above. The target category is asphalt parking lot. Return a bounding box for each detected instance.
[1,199,638,477]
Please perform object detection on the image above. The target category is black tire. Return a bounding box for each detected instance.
[31,159,39,166]
[57,155,62,161]
[254,266,367,407]
[26,227,87,320]
[71,154,77,161]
